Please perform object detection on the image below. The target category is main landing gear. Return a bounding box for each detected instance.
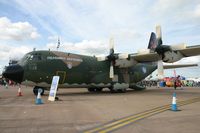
[88,88,103,92]
[33,86,45,96]
[109,83,128,93]
[129,84,146,91]
[88,84,128,93]
[109,88,127,93]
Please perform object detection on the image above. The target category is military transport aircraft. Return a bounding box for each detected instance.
[2,26,200,95]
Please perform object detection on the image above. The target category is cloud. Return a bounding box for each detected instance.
[46,39,108,56]
[177,56,200,64]
[150,0,200,29]
[48,35,59,41]
[12,0,147,41]
[0,0,200,78]
[0,17,40,41]
[194,5,200,17]
[0,43,32,61]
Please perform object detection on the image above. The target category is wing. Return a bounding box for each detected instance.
[130,45,200,63]
[130,52,160,62]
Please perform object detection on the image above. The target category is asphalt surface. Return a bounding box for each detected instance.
[0,85,200,133]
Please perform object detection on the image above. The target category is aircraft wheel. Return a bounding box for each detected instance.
[88,88,103,92]
[110,88,126,93]
[109,88,118,93]
[88,88,95,92]
[33,86,45,96]
[117,88,127,93]
[96,88,103,92]
[133,88,146,91]
[110,89,117,93]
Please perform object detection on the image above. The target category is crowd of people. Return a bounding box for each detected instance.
[0,78,6,86]
[137,79,200,88]
[0,78,17,86]
[137,80,158,87]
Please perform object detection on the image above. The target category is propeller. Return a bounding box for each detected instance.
[108,38,115,79]
[156,25,164,79]
[156,25,162,46]
[109,62,114,78]
[157,60,164,79]
[97,38,129,79]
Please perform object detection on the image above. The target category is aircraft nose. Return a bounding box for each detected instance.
[2,64,24,83]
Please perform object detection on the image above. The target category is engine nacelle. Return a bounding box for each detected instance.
[163,51,183,63]
[115,59,137,68]
[171,43,186,50]
[137,49,151,55]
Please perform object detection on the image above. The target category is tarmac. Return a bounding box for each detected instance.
[0,85,200,133]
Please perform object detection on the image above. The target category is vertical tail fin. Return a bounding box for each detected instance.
[148,32,157,50]
[148,25,163,50]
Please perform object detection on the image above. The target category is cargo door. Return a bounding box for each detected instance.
[56,71,66,84]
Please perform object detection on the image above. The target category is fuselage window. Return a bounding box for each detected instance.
[29,64,37,70]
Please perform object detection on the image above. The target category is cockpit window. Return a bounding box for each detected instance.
[25,54,32,60]
[29,53,42,61]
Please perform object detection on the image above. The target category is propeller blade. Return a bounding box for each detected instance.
[118,53,129,59]
[109,37,114,55]
[156,25,163,46]
[97,56,107,61]
[157,60,164,79]
[109,62,114,79]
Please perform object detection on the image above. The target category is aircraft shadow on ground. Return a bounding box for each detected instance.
[43,89,141,97]
[42,87,200,97]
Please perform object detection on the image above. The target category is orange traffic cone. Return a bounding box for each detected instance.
[17,86,23,96]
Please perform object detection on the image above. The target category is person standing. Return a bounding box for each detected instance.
[174,79,177,90]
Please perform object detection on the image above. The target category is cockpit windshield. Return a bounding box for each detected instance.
[29,53,42,61]
[24,53,43,61]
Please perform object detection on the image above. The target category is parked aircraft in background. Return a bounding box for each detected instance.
[2,26,200,95]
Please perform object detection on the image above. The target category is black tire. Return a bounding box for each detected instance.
[88,88,103,92]
[88,88,95,92]
[96,88,103,92]
[33,86,45,96]
[133,88,146,91]
[117,88,127,93]
[110,89,117,93]
[109,88,118,93]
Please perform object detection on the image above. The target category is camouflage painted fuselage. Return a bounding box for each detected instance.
[18,50,156,88]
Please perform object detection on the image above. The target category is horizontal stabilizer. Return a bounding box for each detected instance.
[178,45,200,57]
[163,64,198,69]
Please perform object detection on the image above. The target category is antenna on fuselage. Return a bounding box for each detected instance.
[56,37,60,51]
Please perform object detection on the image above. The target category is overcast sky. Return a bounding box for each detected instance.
[0,0,200,78]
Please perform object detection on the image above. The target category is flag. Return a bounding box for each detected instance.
[57,37,60,49]
[173,69,176,77]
